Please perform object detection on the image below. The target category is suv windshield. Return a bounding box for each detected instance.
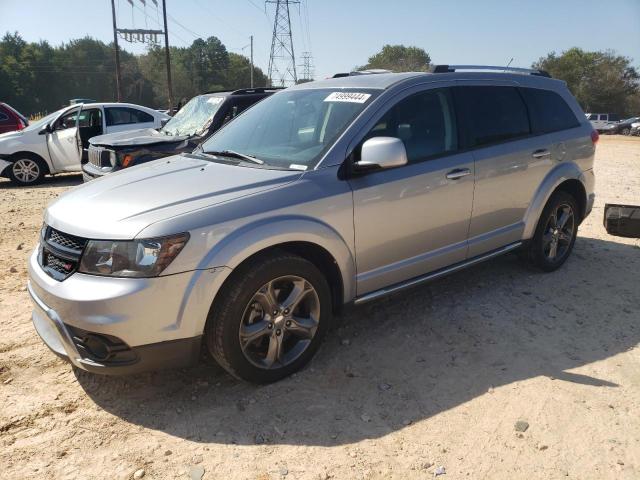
[201,88,378,170]
[162,95,225,136]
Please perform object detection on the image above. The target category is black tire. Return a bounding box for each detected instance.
[621,127,631,136]
[523,191,579,272]
[205,251,332,383]
[8,154,47,186]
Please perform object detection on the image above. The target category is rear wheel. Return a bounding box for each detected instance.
[8,156,46,186]
[523,191,579,272]
[205,252,332,383]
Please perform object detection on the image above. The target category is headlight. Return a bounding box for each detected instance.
[78,233,189,278]
[109,150,117,167]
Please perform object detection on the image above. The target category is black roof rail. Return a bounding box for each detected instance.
[430,64,551,78]
[231,87,286,95]
[203,87,286,95]
[332,69,392,78]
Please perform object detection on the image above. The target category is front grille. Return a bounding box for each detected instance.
[88,146,113,168]
[39,226,88,281]
[49,229,86,251]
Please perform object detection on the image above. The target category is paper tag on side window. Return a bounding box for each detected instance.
[324,92,371,103]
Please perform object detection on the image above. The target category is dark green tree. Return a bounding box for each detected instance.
[359,44,431,72]
[533,48,639,116]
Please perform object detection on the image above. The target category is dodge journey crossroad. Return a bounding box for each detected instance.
[28,66,596,383]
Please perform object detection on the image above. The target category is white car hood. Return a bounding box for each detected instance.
[45,154,302,239]
[0,130,24,141]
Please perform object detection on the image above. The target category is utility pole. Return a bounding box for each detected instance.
[110,0,122,101]
[267,0,299,87]
[161,0,174,113]
[250,35,254,88]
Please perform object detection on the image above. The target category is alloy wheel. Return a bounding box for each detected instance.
[13,159,40,184]
[542,203,574,261]
[239,275,320,369]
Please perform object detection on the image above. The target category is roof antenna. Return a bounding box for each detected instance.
[504,58,514,71]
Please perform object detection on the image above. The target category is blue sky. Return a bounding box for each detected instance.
[1,0,639,79]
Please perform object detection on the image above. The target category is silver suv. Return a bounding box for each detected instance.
[28,66,596,383]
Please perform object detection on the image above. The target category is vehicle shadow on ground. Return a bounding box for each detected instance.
[0,173,82,189]
[76,235,639,446]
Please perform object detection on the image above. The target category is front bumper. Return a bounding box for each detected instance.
[28,247,231,374]
[82,162,114,181]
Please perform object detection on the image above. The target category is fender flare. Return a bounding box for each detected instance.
[196,215,357,303]
[522,162,587,239]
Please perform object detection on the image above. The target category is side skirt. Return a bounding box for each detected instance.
[353,241,522,305]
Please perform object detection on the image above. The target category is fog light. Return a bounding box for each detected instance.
[83,335,111,361]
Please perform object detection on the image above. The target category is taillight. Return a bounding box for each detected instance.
[591,129,599,144]
[16,120,25,130]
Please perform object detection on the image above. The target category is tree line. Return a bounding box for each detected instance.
[1,32,639,118]
[0,32,267,116]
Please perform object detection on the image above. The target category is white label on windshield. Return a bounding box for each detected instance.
[324,92,371,103]
[207,97,224,105]
[289,164,308,171]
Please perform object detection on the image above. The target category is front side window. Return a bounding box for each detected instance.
[455,86,530,147]
[55,109,80,130]
[360,88,457,163]
[201,89,378,170]
[162,95,225,136]
[520,88,579,134]
[105,107,154,126]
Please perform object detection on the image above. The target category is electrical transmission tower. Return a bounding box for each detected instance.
[298,51,314,82]
[266,0,299,87]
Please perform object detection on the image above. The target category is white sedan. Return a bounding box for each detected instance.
[0,103,169,185]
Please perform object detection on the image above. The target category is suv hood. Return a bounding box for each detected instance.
[90,128,190,148]
[46,155,303,239]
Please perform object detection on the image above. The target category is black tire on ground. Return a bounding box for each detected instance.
[621,127,631,136]
[522,190,580,272]
[7,154,47,186]
[205,251,332,383]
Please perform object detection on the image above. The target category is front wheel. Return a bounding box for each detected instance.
[621,127,631,136]
[523,191,579,272]
[8,157,46,186]
[205,252,332,383]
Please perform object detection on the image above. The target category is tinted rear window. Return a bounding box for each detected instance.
[521,88,579,134]
[454,86,530,147]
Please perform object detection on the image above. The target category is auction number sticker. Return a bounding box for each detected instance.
[324,92,371,103]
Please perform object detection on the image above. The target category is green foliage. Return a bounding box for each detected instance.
[359,44,431,72]
[533,48,640,116]
[0,32,268,115]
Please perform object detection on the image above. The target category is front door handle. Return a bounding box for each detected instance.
[446,168,472,180]
[532,149,551,159]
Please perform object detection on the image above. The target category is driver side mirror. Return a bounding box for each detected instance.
[38,124,51,135]
[354,137,408,172]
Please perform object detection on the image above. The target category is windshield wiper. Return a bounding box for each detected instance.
[204,149,264,165]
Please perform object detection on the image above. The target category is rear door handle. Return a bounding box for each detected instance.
[446,168,472,180]
[532,149,551,159]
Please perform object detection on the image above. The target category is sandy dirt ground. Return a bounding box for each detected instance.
[0,136,639,480]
